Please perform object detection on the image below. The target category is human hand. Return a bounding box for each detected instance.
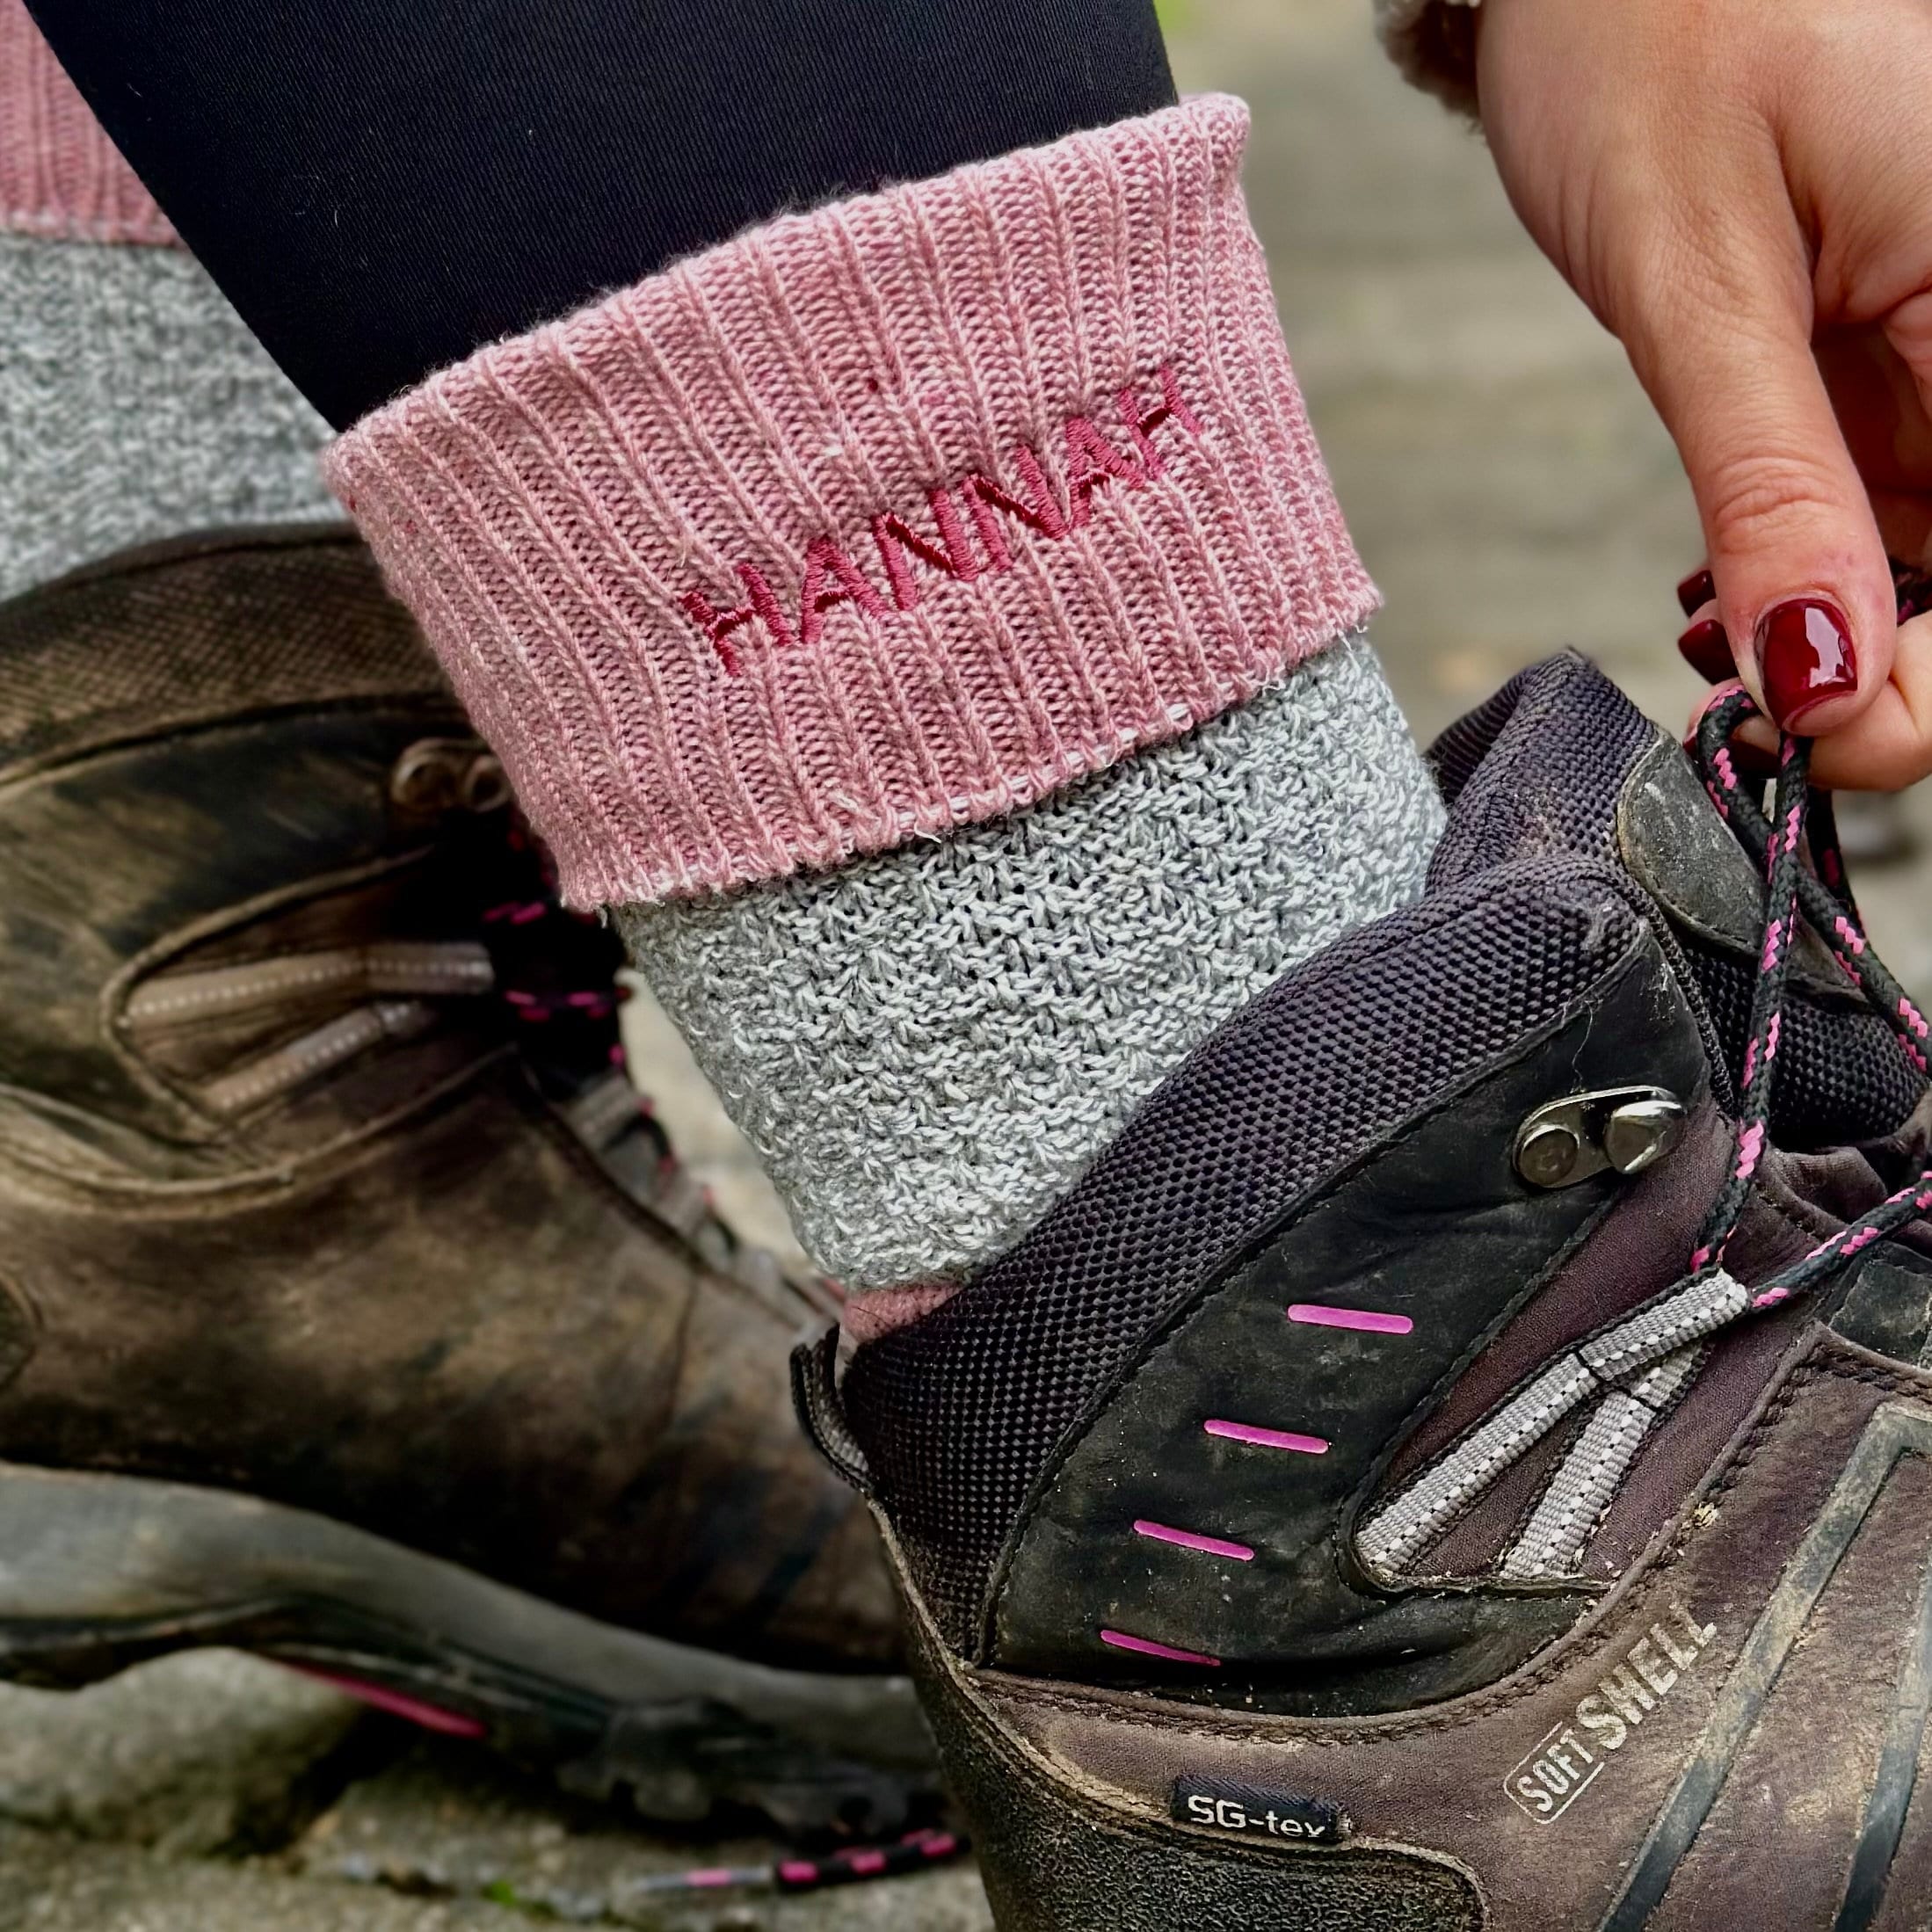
[1474,0,1932,787]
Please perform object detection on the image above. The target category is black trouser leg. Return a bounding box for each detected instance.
[26,0,1175,426]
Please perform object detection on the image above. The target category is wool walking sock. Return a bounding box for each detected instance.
[0,0,330,599]
[325,95,1445,1295]
[621,643,1439,1292]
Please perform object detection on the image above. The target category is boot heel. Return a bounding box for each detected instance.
[906,1613,1484,1932]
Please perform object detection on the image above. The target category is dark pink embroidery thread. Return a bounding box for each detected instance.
[799,537,890,649]
[1117,364,1202,474]
[869,493,978,610]
[681,364,1202,672]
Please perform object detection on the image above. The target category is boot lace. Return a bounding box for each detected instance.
[476,813,843,1319]
[1689,694,1932,1296]
[1361,685,1932,1577]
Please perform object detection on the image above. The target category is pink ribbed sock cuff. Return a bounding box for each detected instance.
[1,0,175,244]
[328,94,1377,907]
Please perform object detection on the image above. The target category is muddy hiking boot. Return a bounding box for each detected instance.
[0,527,929,1834]
[800,650,1932,1928]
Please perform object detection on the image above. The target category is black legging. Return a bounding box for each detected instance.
[25,1,1175,429]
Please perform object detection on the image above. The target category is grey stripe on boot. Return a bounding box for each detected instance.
[620,634,1444,1290]
[0,232,331,601]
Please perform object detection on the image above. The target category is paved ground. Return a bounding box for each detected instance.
[7,4,1928,1926]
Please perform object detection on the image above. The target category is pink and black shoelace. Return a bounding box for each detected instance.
[474,813,846,1314]
[1689,689,1932,1311]
[479,816,629,1037]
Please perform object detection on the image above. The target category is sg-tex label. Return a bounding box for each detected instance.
[1171,1777,1351,1843]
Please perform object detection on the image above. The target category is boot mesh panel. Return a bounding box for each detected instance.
[0,527,446,767]
[1425,650,1654,886]
[1427,665,1538,806]
[1426,650,1921,1148]
[844,856,1644,1652]
[1690,944,1922,1148]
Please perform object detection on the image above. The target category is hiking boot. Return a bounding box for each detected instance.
[800,650,1932,1926]
[0,528,926,1834]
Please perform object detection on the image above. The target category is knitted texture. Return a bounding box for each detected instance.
[0,0,174,244]
[0,231,332,600]
[620,636,1443,1289]
[1374,0,1483,117]
[327,95,1378,910]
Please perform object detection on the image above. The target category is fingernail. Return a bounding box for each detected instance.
[1676,567,1716,618]
[1677,616,1732,683]
[1754,598,1858,730]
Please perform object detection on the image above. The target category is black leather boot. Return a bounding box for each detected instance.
[803,652,1932,1926]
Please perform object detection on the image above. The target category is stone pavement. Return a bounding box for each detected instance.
[0,1656,994,1929]
[5,4,1928,1926]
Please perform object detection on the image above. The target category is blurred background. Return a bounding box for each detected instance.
[5,6,1927,1929]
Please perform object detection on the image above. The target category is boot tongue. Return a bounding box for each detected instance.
[1427,651,1925,1149]
[1427,651,1773,945]
[1427,650,1660,889]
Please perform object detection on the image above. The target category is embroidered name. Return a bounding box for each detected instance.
[679,365,1202,675]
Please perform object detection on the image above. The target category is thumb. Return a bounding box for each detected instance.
[1623,228,1894,736]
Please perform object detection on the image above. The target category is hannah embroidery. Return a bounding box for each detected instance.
[679,365,1202,675]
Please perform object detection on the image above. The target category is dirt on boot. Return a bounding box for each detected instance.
[0,528,927,1835]
[810,654,1932,1928]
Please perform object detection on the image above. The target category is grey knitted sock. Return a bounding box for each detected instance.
[620,634,1443,1290]
[0,231,330,601]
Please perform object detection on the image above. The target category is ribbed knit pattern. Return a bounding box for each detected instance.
[621,635,1442,1289]
[1374,0,1484,116]
[0,0,175,245]
[328,95,1377,909]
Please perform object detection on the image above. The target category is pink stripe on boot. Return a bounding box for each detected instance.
[0,0,176,245]
[327,95,1377,910]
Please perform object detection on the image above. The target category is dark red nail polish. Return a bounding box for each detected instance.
[1676,567,1716,619]
[1754,598,1858,730]
[1677,616,1732,684]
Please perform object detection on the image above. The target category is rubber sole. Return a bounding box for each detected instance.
[0,1461,934,1836]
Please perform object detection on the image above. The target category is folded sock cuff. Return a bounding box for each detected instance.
[1,0,175,245]
[327,95,1377,907]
